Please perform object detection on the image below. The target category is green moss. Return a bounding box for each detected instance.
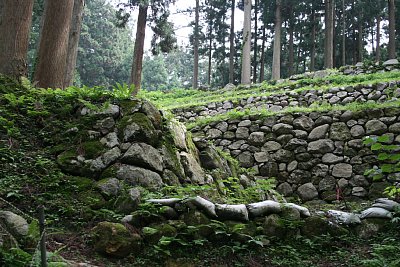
[80,140,105,159]
[118,99,141,115]
[91,221,141,258]
[117,112,159,146]
[100,165,119,179]
[185,131,199,161]
[78,190,106,209]
[68,176,94,191]
[56,149,80,175]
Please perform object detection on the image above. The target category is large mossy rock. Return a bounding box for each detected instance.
[91,222,142,258]
[118,112,161,147]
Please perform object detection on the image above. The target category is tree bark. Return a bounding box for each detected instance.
[272,0,282,80]
[357,9,363,62]
[207,26,212,86]
[259,26,266,83]
[296,30,303,73]
[229,0,235,84]
[388,0,396,59]
[376,16,381,62]
[130,4,148,95]
[252,0,258,83]
[310,7,316,72]
[34,0,74,89]
[64,0,85,87]
[324,0,334,69]
[193,0,199,89]
[0,0,34,78]
[241,0,251,84]
[288,12,294,77]
[341,0,346,66]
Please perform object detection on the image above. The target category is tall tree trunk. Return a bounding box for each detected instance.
[208,26,212,86]
[310,7,316,71]
[357,10,363,62]
[324,0,334,69]
[259,26,266,83]
[388,0,396,59]
[229,0,235,84]
[130,4,148,95]
[252,0,258,83]
[241,0,251,84]
[296,30,303,74]
[193,0,199,89]
[34,0,74,89]
[342,0,346,66]
[64,0,85,87]
[376,16,381,62]
[272,0,282,80]
[288,14,294,77]
[0,0,34,78]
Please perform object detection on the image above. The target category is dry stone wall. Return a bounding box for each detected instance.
[175,80,400,123]
[192,107,400,202]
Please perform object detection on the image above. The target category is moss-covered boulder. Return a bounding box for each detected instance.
[142,224,177,245]
[301,216,329,237]
[91,222,142,258]
[117,112,160,147]
[262,214,287,239]
[354,218,389,239]
[182,210,210,226]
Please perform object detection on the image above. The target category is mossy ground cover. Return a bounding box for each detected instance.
[65,222,400,267]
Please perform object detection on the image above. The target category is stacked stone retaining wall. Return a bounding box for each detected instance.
[192,107,400,201]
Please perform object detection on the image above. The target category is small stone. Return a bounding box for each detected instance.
[297,183,318,201]
[238,120,252,127]
[315,116,332,126]
[236,127,250,139]
[248,132,265,146]
[330,122,351,141]
[352,187,367,197]
[332,163,352,178]
[272,123,293,135]
[350,175,369,187]
[383,58,399,66]
[207,128,223,139]
[308,124,329,141]
[259,162,279,177]
[277,182,293,196]
[215,121,229,132]
[261,141,282,152]
[322,153,343,164]
[308,139,335,154]
[287,161,298,172]
[318,176,336,191]
[365,120,388,135]
[254,152,270,163]
[237,151,254,168]
[389,123,400,134]
[312,164,329,177]
[293,116,314,131]
[272,149,293,162]
[350,125,365,138]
